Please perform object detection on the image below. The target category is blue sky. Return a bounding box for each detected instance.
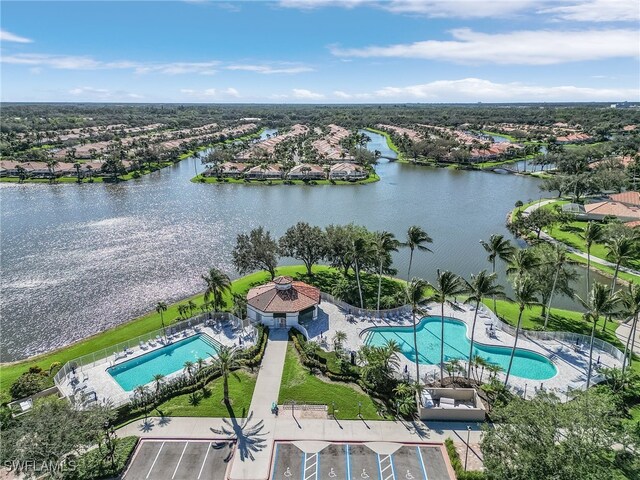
[1,0,638,103]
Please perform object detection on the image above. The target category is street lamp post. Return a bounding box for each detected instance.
[332,401,336,418]
[464,426,471,471]
[358,401,362,418]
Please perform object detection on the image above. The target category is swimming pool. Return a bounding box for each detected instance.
[365,316,557,380]
[107,334,219,392]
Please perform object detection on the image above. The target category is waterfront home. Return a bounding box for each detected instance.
[329,162,367,180]
[565,200,640,222]
[246,276,320,329]
[245,163,284,179]
[19,162,51,177]
[0,160,20,176]
[555,132,592,143]
[287,163,326,180]
[203,162,248,178]
[608,191,640,207]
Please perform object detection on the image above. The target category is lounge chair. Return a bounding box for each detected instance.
[139,340,148,350]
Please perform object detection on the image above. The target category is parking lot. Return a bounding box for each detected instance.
[271,441,453,480]
[123,440,234,480]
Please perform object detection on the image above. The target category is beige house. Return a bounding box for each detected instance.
[329,162,367,180]
[245,164,283,179]
[287,164,326,180]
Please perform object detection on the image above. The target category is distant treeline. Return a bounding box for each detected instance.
[1,103,639,134]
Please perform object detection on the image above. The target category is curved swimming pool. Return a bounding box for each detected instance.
[365,316,557,380]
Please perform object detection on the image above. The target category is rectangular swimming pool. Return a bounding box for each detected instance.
[107,334,219,392]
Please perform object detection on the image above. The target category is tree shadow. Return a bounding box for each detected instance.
[211,409,268,462]
[189,392,202,406]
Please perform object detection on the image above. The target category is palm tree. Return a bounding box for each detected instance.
[351,236,369,308]
[183,360,195,380]
[333,331,347,352]
[429,270,466,382]
[577,283,618,389]
[373,231,399,312]
[210,345,241,404]
[133,385,151,421]
[201,267,232,312]
[155,301,168,337]
[463,271,505,378]
[152,373,165,396]
[579,222,603,299]
[402,226,433,280]
[618,283,640,372]
[605,236,636,294]
[507,249,540,281]
[504,276,539,386]
[543,244,569,330]
[480,235,515,314]
[406,278,428,383]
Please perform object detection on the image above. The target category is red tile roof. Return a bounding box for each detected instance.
[609,191,640,207]
[247,277,320,313]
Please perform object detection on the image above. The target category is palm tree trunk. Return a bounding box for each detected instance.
[492,259,498,315]
[467,302,480,378]
[223,373,229,403]
[407,248,414,280]
[544,267,560,329]
[354,259,364,308]
[440,302,445,383]
[622,313,638,371]
[586,318,597,389]
[630,314,639,367]
[377,257,383,313]
[412,310,420,383]
[504,308,524,386]
[586,247,591,300]
[610,263,620,294]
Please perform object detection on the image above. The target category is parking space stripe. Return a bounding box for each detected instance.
[346,445,351,480]
[146,442,165,479]
[171,442,189,479]
[416,447,428,480]
[197,442,212,480]
[378,454,394,480]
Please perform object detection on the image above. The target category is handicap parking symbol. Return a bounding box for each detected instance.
[328,467,337,478]
[361,469,370,479]
[406,470,415,480]
[284,467,292,477]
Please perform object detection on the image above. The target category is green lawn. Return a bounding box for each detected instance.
[278,343,385,420]
[191,173,380,185]
[545,220,640,271]
[131,371,257,421]
[362,127,402,156]
[0,265,325,403]
[483,298,622,347]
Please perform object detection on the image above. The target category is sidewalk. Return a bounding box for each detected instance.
[521,200,640,277]
[615,320,640,355]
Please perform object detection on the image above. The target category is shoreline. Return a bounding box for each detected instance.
[190,172,380,185]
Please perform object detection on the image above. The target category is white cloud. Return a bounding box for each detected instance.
[372,78,638,102]
[292,88,325,99]
[539,0,640,22]
[1,54,219,75]
[333,90,352,99]
[0,29,33,43]
[331,28,639,65]
[226,64,313,74]
[382,0,538,18]
[68,86,143,100]
[179,87,240,99]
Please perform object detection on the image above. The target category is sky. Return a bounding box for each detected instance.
[1,0,639,103]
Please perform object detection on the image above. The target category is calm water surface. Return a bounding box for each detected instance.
[0,131,603,361]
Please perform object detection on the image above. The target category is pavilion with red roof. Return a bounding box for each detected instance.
[246,276,320,328]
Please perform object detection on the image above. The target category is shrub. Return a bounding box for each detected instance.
[10,371,50,400]
[444,438,486,480]
[64,436,138,480]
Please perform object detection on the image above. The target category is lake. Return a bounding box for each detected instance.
[0,131,605,361]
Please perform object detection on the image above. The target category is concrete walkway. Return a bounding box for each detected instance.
[615,319,640,355]
[521,200,640,278]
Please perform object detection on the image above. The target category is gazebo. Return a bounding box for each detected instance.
[246,276,320,328]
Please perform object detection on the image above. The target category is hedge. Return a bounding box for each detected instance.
[444,438,486,480]
[63,436,139,480]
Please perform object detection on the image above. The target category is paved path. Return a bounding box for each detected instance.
[615,319,640,355]
[521,200,640,278]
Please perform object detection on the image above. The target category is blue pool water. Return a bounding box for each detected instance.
[366,317,557,380]
[108,334,218,391]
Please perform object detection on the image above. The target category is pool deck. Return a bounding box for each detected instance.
[58,322,256,408]
[310,301,622,400]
